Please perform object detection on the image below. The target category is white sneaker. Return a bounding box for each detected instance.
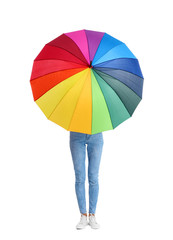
[76,214,88,230]
[89,214,100,229]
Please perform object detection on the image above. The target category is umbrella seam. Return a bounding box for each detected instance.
[93,42,124,65]
[93,58,144,79]
[95,65,143,79]
[94,67,143,98]
[33,58,87,65]
[30,68,86,101]
[93,43,127,65]
[64,32,90,65]
[67,69,90,132]
[91,69,114,131]
[84,30,91,65]
[64,33,90,64]
[30,67,87,82]
[36,44,88,66]
[100,43,136,61]
[47,43,89,66]
[93,69,132,117]
[47,70,87,119]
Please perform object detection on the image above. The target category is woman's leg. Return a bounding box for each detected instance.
[70,132,87,214]
[87,133,104,214]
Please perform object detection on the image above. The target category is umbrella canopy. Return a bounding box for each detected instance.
[30,30,144,134]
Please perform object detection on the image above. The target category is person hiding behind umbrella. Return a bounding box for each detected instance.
[70,131,104,229]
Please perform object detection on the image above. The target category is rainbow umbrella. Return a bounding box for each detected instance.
[30,30,144,134]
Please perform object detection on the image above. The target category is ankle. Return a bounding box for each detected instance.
[89,213,95,216]
[82,213,87,217]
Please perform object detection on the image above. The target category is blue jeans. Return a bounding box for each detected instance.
[70,132,104,214]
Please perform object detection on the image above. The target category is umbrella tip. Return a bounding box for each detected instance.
[89,61,93,68]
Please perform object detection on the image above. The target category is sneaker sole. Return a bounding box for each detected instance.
[76,224,88,230]
[88,223,100,229]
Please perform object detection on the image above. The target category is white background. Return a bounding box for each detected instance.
[0,0,173,239]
